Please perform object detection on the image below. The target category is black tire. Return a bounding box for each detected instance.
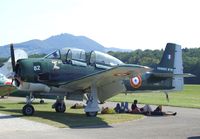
[55,103,66,113]
[40,100,44,104]
[22,104,35,116]
[86,112,98,117]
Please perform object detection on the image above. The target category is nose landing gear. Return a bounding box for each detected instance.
[22,92,35,116]
[22,104,35,116]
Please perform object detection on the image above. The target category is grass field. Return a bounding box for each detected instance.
[109,85,200,108]
[0,99,143,128]
[0,85,199,128]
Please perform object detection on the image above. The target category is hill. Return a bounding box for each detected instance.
[0,33,129,57]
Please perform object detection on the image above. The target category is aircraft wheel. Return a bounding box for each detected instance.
[22,104,35,116]
[86,112,98,117]
[55,102,66,113]
[40,99,44,104]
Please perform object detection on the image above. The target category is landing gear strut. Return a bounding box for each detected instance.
[84,83,100,117]
[22,92,35,116]
[52,97,66,113]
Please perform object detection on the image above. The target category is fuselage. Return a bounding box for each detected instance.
[15,58,174,93]
[12,47,177,95]
[124,71,174,92]
[13,49,124,92]
[16,58,104,86]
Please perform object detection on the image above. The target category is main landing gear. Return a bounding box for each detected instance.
[22,92,35,116]
[22,94,67,116]
[84,83,100,117]
[52,97,66,113]
[21,89,100,117]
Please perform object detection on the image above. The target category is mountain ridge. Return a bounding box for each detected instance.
[0,33,130,57]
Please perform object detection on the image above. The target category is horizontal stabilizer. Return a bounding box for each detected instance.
[152,72,195,78]
[180,73,196,78]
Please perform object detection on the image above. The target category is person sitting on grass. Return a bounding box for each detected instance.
[114,103,123,113]
[130,99,152,114]
[130,100,141,114]
[114,102,130,113]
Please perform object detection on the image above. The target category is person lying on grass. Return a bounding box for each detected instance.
[101,107,116,114]
[130,99,177,116]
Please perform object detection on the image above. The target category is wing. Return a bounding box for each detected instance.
[60,64,151,94]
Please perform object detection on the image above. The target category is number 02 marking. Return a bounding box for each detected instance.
[33,65,40,71]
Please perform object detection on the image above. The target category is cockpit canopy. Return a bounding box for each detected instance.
[44,48,86,61]
[44,48,124,68]
[64,48,86,62]
[44,50,61,59]
[89,51,123,66]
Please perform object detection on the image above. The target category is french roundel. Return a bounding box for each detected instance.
[130,75,142,89]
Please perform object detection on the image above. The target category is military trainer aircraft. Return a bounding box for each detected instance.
[0,43,193,117]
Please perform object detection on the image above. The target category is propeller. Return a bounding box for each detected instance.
[7,44,28,87]
[9,43,19,87]
[10,43,16,72]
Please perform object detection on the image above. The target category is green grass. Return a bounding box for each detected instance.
[0,85,199,128]
[109,85,200,108]
[0,100,143,128]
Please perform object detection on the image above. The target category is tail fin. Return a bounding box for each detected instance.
[156,43,184,91]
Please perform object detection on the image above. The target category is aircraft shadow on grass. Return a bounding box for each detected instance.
[17,102,48,105]
[0,108,112,128]
[0,114,23,119]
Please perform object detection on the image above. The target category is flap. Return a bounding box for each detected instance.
[152,72,196,78]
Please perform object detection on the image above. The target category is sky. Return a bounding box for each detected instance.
[1,0,200,50]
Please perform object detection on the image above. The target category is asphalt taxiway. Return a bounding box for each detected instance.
[0,102,199,139]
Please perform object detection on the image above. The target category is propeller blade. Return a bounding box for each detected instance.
[10,44,15,72]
